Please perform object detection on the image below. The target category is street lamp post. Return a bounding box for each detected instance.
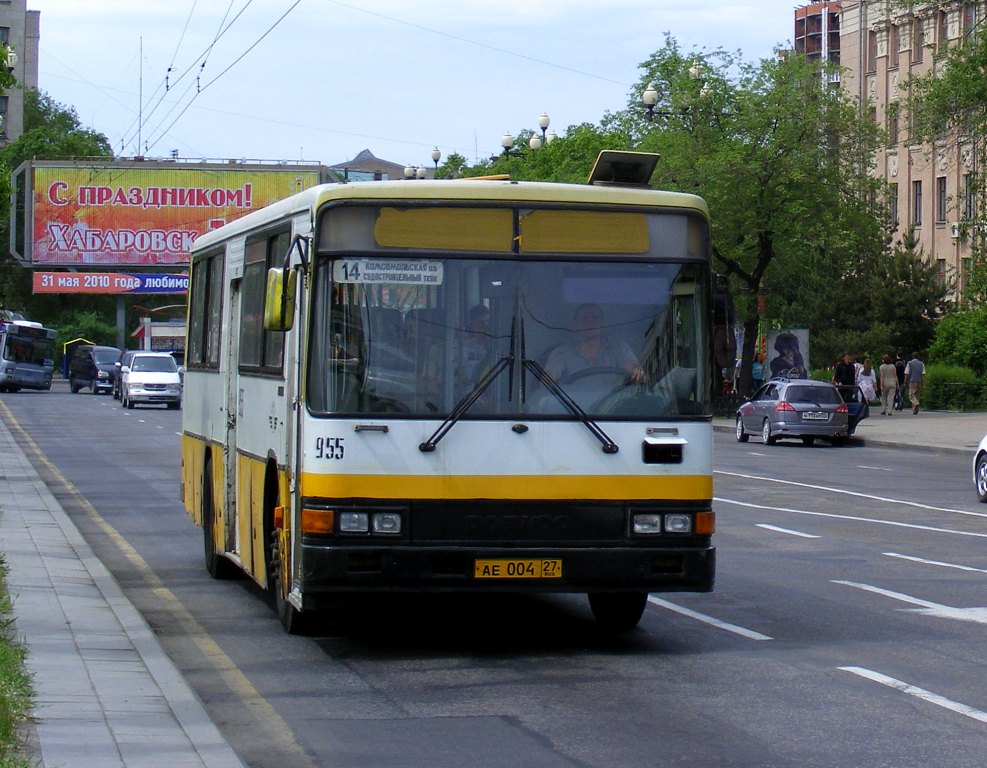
[503,113,558,155]
[431,147,441,176]
[642,64,706,121]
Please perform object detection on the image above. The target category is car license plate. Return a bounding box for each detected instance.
[802,411,828,421]
[474,558,563,579]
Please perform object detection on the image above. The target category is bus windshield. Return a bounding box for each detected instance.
[2,334,54,366]
[308,257,708,419]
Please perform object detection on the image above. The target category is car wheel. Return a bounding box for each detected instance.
[976,454,987,503]
[735,415,749,443]
[762,419,777,445]
[802,436,815,446]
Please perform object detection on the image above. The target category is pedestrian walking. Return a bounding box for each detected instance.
[903,351,927,414]
[856,358,877,403]
[878,354,898,415]
[893,352,906,410]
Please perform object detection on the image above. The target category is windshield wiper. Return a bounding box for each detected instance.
[419,318,517,453]
[522,357,619,455]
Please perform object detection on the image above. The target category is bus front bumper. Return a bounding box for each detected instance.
[297,543,715,599]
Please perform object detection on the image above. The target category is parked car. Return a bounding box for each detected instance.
[973,434,987,503]
[119,351,183,409]
[735,378,860,446]
[112,350,139,399]
[68,345,123,395]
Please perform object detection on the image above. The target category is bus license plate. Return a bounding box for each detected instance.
[474,558,563,579]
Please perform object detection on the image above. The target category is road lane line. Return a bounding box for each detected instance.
[883,552,987,574]
[647,596,773,641]
[716,497,987,540]
[832,580,987,624]
[716,470,987,519]
[756,524,820,539]
[839,666,987,724]
[857,465,894,472]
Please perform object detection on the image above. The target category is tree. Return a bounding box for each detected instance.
[0,89,114,316]
[604,39,888,392]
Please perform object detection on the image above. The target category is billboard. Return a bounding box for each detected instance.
[12,161,329,268]
[33,272,189,294]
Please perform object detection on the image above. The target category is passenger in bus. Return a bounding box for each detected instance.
[544,303,644,384]
[422,304,494,406]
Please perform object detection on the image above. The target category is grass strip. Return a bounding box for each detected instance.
[0,556,34,768]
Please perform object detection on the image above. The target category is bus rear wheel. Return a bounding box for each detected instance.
[588,592,648,632]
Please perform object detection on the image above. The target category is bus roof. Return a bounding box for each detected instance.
[190,178,709,255]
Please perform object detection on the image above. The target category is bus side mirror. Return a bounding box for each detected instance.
[264,268,297,331]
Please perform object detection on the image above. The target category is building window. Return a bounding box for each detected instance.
[889,183,899,228]
[963,4,976,38]
[912,180,923,226]
[964,173,976,219]
[0,27,9,46]
[937,258,947,287]
[912,17,924,63]
[888,104,899,145]
[890,24,900,68]
[936,176,947,222]
[867,30,878,72]
[937,10,949,53]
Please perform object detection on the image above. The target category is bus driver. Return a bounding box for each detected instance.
[544,303,644,384]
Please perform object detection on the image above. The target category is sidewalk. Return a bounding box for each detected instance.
[0,413,245,767]
[715,408,987,456]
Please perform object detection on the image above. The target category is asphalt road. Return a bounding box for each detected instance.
[4,385,987,768]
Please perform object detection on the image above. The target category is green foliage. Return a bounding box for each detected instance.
[921,363,986,411]
[928,305,987,374]
[0,558,33,767]
[54,311,118,361]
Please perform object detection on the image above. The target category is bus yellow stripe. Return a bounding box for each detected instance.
[301,473,712,501]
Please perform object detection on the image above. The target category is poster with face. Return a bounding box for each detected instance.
[767,329,809,380]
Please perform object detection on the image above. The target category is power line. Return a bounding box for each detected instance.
[142,0,301,154]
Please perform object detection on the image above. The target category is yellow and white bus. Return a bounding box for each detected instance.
[181,151,716,633]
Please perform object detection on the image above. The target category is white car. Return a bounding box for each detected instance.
[975,434,987,502]
[120,351,183,409]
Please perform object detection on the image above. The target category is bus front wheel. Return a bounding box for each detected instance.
[269,529,311,635]
[588,592,648,632]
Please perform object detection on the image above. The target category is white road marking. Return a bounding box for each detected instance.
[839,666,987,724]
[716,470,987,520]
[647,596,773,641]
[833,580,987,624]
[883,552,987,574]
[857,465,894,472]
[716,497,987,540]
[756,523,820,539]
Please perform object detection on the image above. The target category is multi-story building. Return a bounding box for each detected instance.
[796,1,843,71]
[0,0,39,143]
[839,1,983,294]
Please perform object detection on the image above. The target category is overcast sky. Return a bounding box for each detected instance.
[31,1,802,169]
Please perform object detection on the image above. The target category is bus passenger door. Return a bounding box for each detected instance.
[223,278,241,556]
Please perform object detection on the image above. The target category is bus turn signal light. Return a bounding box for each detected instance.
[273,505,285,530]
[301,508,335,535]
[695,512,715,535]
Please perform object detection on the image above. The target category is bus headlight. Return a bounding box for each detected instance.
[664,514,692,534]
[632,513,663,534]
[339,512,369,533]
[372,512,402,534]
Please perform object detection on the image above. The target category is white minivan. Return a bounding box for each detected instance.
[120,351,183,409]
